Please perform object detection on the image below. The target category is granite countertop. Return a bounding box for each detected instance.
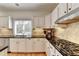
[47,37,79,56]
[0,35,45,38]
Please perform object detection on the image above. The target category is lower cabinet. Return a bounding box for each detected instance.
[9,38,20,52]
[46,40,62,56]
[55,49,62,56]
[9,38,46,52]
[32,38,46,52]
[9,38,62,56]
[0,48,8,56]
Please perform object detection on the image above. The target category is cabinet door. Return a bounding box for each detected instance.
[25,38,33,52]
[38,16,45,28]
[33,16,39,27]
[55,49,62,56]
[68,3,72,13]
[45,14,51,28]
[51,6,58,27]
[68,3,79,13]
[45,39,49,55]
[39,38,46,52]
[32,38,45,52]
[72,3,79,11]
[0,16,9,28]
[9,38,19,52]
[49,43,56,56]
[18,39,26,52]
[58,3,67,18]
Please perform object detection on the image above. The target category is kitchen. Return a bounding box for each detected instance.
[0,3,79,56]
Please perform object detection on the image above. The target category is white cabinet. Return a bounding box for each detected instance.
[33,16,39,27]
[51,6,58,27]
[9,38,45,52]
[58,3,67,18]
[68,3,79,13]
[46,40,62,56]
[0,16,9,28]
[45,39,51,56]
[72,3,79,11]
[0,48,8,56]
[18,39,26,52]
[32,38,45,52]
[68,3,72,13]
[38,16,45,28]
[10,38,20,52]
[45,14,51,28]
[33,16,45,28]
[25,39,33,52]
[55,49,62,56]
[49,43,56,56]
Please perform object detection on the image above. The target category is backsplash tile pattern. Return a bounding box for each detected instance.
[56,22,79,44]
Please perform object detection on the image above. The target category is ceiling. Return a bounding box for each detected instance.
[0,3,58,12]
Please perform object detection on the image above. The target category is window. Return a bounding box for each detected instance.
[14,20,32,37]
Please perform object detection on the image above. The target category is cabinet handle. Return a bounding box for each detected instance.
[69,8,71,10]
[64,11,66,13]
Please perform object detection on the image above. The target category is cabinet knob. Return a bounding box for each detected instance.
[64,11,66,13]
[69,8,71,10]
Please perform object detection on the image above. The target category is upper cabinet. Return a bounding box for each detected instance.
[68,3,79,13]
[45,14,51,28]
[57,3,79,19]
[33,16,45,28]
[55,3,79,24]
[0,16,10,28]
[51,6,58,27]
[58,3,67,18]
[38,16,45,28]
[33,16,39,28]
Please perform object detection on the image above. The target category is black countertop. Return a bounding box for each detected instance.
[0,36,45,38]
[47,37,79,56]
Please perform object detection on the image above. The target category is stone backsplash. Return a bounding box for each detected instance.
[55,22,79,44]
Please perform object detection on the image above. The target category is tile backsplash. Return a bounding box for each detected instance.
[56,22,79,44]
